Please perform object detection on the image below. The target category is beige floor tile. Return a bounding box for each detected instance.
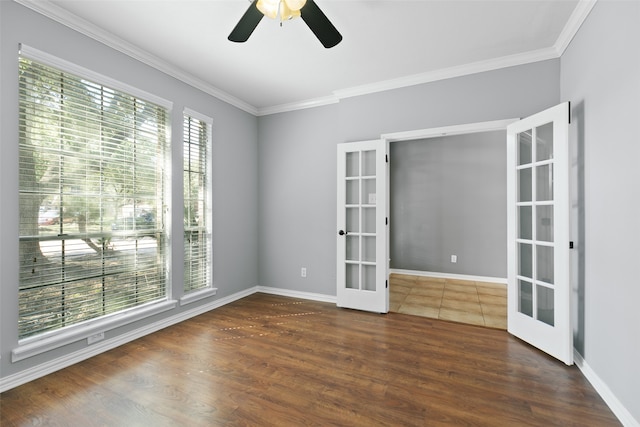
[439,308,485,326]
[408,286,444,298]
[390,274,506,330]
[484,314,508,329]
[390,283,413,295]
[478,293,507,306]
[446,278,476,286]
[404,293,442,308]
[476,282,507,296]
[480,302,507,316]
[441,298,483,314]
[398,303,440,319]
[443,282,476,293]
[442,289,480,303]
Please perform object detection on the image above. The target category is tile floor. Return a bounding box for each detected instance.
[390,274,507,329]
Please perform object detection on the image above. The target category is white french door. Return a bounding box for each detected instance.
[336,139,389,313]
[507,102,572,365]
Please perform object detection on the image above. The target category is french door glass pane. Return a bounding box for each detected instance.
[536,205,554,242]
[346,236,359,261]
[346,152,359,177]
[536,164,553,201]
[346,180,359,204]
[537,285,555,326]
[536,122,554,161]
[362,150,376,176]
[518,243,533,278]
[536,245,554,284]
[519,280,533,317]
[518,206,532,240]
[362,178,376,204]
[363,265,376,291]
[518,168,532,202]
[346,264,359,289]
[362,207,375,233]
[518,130,532,165]
[362,236,376,262]
[346,207,359,233]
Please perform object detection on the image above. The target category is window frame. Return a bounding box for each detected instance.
[180,108,216,305]
[13,44,176,361]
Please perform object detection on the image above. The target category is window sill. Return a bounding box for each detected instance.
[179,287,217,306]
[12,299,178,363]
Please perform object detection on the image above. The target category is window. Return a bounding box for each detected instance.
[183,111,212,294]
[18,55,169,339]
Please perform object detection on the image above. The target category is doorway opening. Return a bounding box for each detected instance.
[382,119,516,329]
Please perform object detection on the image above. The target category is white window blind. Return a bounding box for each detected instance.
[18,57,169,339]
[183,111,212,293]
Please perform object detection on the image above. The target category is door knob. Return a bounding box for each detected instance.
[338,230,347,236]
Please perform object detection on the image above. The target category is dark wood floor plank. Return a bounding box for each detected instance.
[1,293,620,426]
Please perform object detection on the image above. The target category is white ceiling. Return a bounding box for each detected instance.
[20,0,592,115]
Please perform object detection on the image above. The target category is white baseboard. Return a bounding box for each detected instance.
[390,268,507,285]
[573,350,639,427]
[256,286,336,304]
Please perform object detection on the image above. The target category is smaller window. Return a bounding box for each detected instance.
[183,110,212,293]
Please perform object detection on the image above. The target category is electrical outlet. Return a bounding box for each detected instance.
[87,332,105,345]
[301,267,307,278]
[451,255,457,263]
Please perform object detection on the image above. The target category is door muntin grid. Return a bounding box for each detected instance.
[516,122,555,326]
[344,150,377,291]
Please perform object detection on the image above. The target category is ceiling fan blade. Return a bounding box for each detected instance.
[300,0,342,48]
[228,1,264,43]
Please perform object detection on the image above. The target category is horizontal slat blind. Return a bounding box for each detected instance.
[183,113,211,293]
[18,57,168,339]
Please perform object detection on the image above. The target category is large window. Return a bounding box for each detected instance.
[18,55,169,339]
[183,111,212,293]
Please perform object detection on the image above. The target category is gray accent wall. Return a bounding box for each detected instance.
[561,0,640,423]
[390,131,506,277]
[0,2,258,381]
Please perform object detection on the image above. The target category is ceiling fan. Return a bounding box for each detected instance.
[228,0,342,48]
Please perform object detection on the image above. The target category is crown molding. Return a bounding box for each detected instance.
[256,94,339,116]
[333,47,559,102]
[554,0,597,56]
[13,0,258,116]
[14,0,596,117]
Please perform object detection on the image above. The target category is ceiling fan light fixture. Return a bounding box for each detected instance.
[257,0,307,22]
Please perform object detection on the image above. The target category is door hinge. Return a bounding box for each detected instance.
[386,280,388,288]
[385,154,388,163]
[386,217,388,225]
[569,241,574,249]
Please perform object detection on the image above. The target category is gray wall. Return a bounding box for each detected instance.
[0,2,258,380]
[258,60,560,295]
[561,0,640,422]
[390,131,507,277]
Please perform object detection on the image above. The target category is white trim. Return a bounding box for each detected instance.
[382,118,518,142]
[183,107,214,126]
[15,0,594,117]
[179,287,218,306]
[334,48,558,102]
[554,0,598,56]
[256,95,340,116]
[257,286,337,304]
[1,287,256,393]
[14,0,257,115]
[19,43,173,110]
[574,350,639,427]
[12,300,178,363]
[390,269,507,285]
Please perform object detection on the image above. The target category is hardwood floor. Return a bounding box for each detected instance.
[1,293,620,426]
